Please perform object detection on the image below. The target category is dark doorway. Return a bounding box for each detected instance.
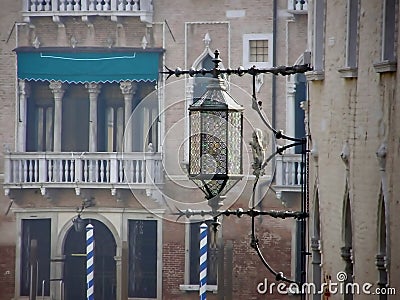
[63,219,117,300]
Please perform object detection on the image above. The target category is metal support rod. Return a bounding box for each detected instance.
[121,241,128,300]
[41,280,45,300]
[60,281,64,300]
[29,239,38,300]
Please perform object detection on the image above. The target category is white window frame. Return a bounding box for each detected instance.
[382,0,397,62]
[345,0,359,68]
[339,0,360,77]
[242,33,273,69]
[313,0,325,72]
[122,212,163,300]
[373,0,397,73]
[14,210,58,299]
[179,220,221,292]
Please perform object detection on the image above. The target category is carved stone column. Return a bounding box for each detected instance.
[120,81,136,152]
[286,78,296,153]
[376,253,388,291]
[376,143,389,300]
[17,80,30,152]
[49,81,65,152]
[310,237,321,299]
[85,83,101,152]
[340,245,354,300]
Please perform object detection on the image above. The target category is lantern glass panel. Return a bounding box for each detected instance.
[228,111,242,174]
[189,111,201,174]
[201,111,227,175]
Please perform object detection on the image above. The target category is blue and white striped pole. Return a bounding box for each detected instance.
[86,223,94,300]
[199,223,208,300]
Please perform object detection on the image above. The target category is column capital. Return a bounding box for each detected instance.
[85,82,102,95]
[120,81,137,96]
[49,81,65,100]
[18,80,31,97]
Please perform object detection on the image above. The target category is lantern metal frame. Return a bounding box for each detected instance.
[163,49,311,297]
[187,55,244,212]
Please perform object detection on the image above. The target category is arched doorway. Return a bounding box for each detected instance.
[63,219,117,300]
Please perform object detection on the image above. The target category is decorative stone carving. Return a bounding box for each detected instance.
[32,36,40,48]
[141,36,148,49]
[249,128,267,177]
[119,81,137,95]
[340,141,350,167]
[310,142,318,163]
[106,36,114,48]
[70,35,78,48]
[49,81,65,99]
[203,32,211,48]
[255,74,264,93]
[376,143,387,171]
[85,82,101,95]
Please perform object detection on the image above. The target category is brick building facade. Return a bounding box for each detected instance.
[0,1,308,299]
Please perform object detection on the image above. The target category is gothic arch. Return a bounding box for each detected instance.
[62,218,118,300]
[376,186,388,298]
[311,187,322,299]
[56,212,121,257]
[341,182,354,299]
[184,32,226,162]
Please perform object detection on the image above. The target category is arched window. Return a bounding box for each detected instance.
[341,190,354,300]
[311,191,322,299]
[376,189,388,300]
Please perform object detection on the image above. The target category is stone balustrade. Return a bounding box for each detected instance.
[23,0,152,12]
[4,151,162,193]
[22,0,153,23]
[288,0,308,14]
[274,153,304,199]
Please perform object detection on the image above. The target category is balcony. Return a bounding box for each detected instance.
[4,151,163,199]
[287,0,308,14]
[22,0,153,24]
[274,154,304,200]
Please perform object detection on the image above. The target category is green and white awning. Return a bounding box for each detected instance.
[16,48,162,83]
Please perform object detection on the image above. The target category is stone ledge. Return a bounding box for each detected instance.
[338,66,358,78]
[373,61,397,73]
[305,70,325,81]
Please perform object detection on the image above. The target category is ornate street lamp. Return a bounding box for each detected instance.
[188,51,243,212]
[163,49,311,297]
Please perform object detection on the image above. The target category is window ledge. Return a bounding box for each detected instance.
[179,284,217,292]
[373,61,397,73]
[305,70,324,81]
[337,67,358,78]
